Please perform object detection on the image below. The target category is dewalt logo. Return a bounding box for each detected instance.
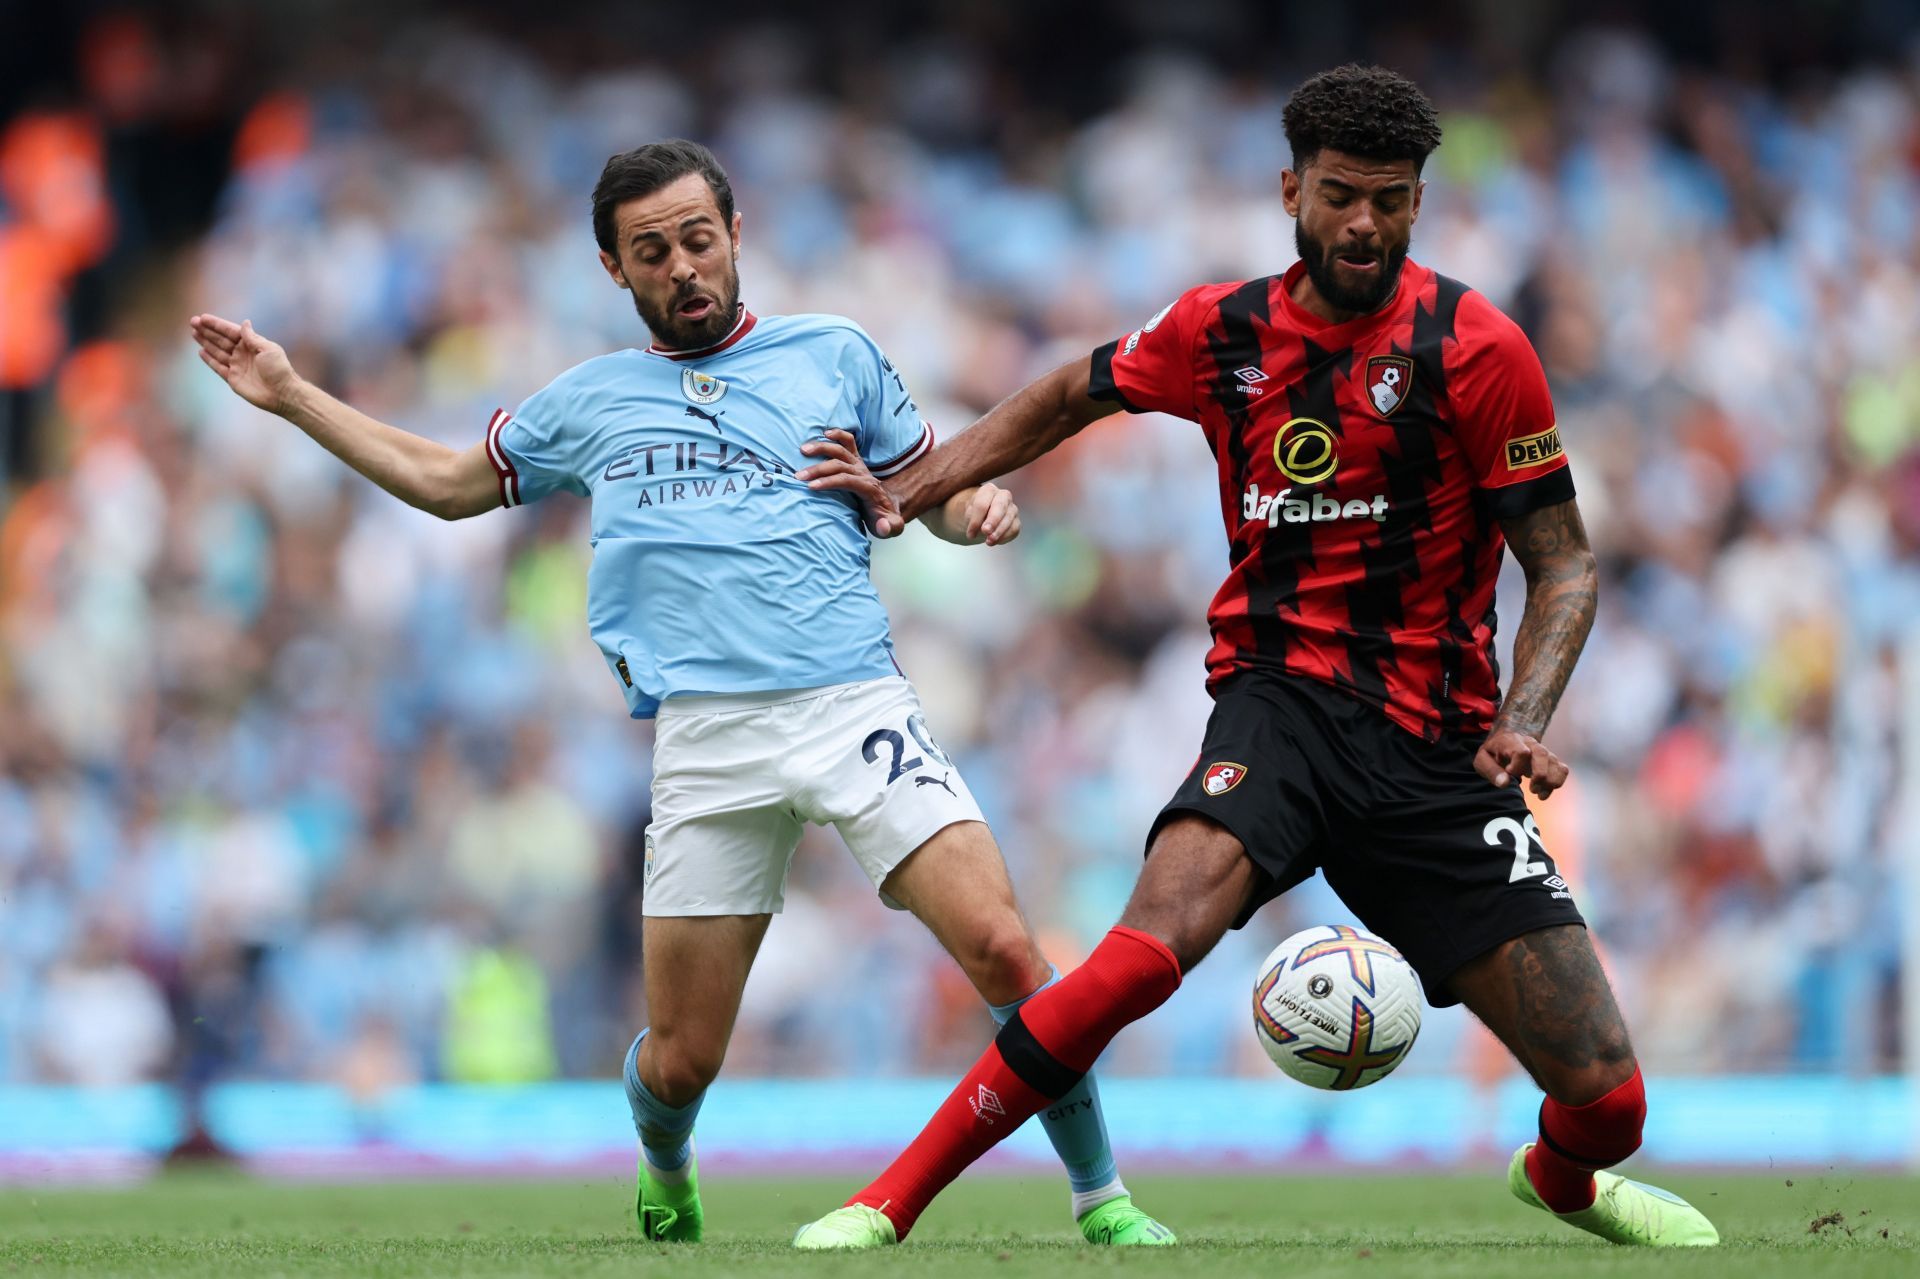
[1505,426,1563,470]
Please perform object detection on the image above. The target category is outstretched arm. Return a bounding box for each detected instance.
[801,355,1117,536]
[1475,498,1599,796]
[892,355,1115,523]
[189,313,500,520]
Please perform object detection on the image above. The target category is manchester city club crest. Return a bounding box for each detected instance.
[682,368,729,406]
[1366,355,1413,418]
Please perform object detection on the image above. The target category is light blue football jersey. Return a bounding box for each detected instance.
[484,309,936,717]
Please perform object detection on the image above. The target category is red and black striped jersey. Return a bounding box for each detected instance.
[1088,259,1573,741]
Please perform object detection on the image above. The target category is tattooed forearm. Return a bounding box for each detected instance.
[1496,499,1598,740]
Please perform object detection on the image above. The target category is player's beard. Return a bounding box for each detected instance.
[635,262,742,351]
[1294,222,1408,316]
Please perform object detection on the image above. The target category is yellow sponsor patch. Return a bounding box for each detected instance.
[1273,417,1338,485]
[1505,426,1563,470]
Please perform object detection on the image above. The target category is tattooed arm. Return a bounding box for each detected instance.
[1475,498,1599,796]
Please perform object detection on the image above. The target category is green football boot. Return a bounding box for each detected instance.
[1077,1194,1178,1245]
[792,1204,897,1250]
[635,1141,704,1242]
[1508,1144,1718,1246]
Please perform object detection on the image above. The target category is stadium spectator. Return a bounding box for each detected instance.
[0,11,1915,1087]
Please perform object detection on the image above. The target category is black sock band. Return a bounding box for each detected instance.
[995,1010,1085,1100]
[1538,1101,1613,1169]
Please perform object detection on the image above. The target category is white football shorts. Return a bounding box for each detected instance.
[643,676,986,917]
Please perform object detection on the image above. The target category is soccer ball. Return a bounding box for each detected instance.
[1252,924,1422,1090]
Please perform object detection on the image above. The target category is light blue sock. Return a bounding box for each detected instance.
[623,1029,701,1178]
[990,968,1125,1213]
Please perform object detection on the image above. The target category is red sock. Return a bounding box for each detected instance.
[849,927,1181,1237]
[1525,1065,1647,1212]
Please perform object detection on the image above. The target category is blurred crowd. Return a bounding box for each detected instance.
[3,5,1919,1097]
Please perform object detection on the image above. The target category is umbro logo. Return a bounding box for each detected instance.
[1232,366,1269,396]
[969,1085,1006,1123]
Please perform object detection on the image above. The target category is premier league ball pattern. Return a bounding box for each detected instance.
[1253,925,1422,1090]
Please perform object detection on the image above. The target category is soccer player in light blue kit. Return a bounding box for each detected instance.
[189,140,1173,1247]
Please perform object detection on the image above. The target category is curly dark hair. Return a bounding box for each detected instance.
[1282,64,1443,174]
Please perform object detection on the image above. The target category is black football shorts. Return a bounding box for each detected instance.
[1148,671,1586,1007]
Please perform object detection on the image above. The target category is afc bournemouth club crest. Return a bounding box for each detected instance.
[681,368,729,406]
[1366,355,1413,418]
[1203,761,1249,796]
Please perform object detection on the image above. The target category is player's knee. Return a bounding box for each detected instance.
[645,1039,725,1106]
[961,920,1049,1005]
[1536,1035,1636,1108]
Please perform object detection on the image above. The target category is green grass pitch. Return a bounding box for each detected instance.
[2,1167,1915,1276]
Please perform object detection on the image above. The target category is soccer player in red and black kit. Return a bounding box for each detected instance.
[792,65,1718,1250]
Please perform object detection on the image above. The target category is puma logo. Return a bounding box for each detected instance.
[684,404,725,431]
[915,773,956,796]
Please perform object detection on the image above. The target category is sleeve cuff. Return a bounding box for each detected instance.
[1477,466,1575,521]
[485,409,522,507]
[869,421,935,478]
[1086,340,1142,413]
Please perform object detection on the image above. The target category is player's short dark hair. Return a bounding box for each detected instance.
[1282,65,1443,175]
[591,139,735,257]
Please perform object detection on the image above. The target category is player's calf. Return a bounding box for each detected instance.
[1499,926,1636,1105]
[625,1030,707,1242]
[885,823,1176,1241]
[836,926,1184,1241]
[623,912,766,1244]
[1450,924,1643,1212]
[1494,928,1641,1211]
[1119,814,1264,972]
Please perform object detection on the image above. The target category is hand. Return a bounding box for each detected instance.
[798,428,904,537]
[1474,727,1570,798]
[190,313,302,415]
[963,482,1020,546]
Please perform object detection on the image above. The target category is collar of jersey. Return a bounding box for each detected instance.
[1275,260,1425,340]
[647,307,757,360]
